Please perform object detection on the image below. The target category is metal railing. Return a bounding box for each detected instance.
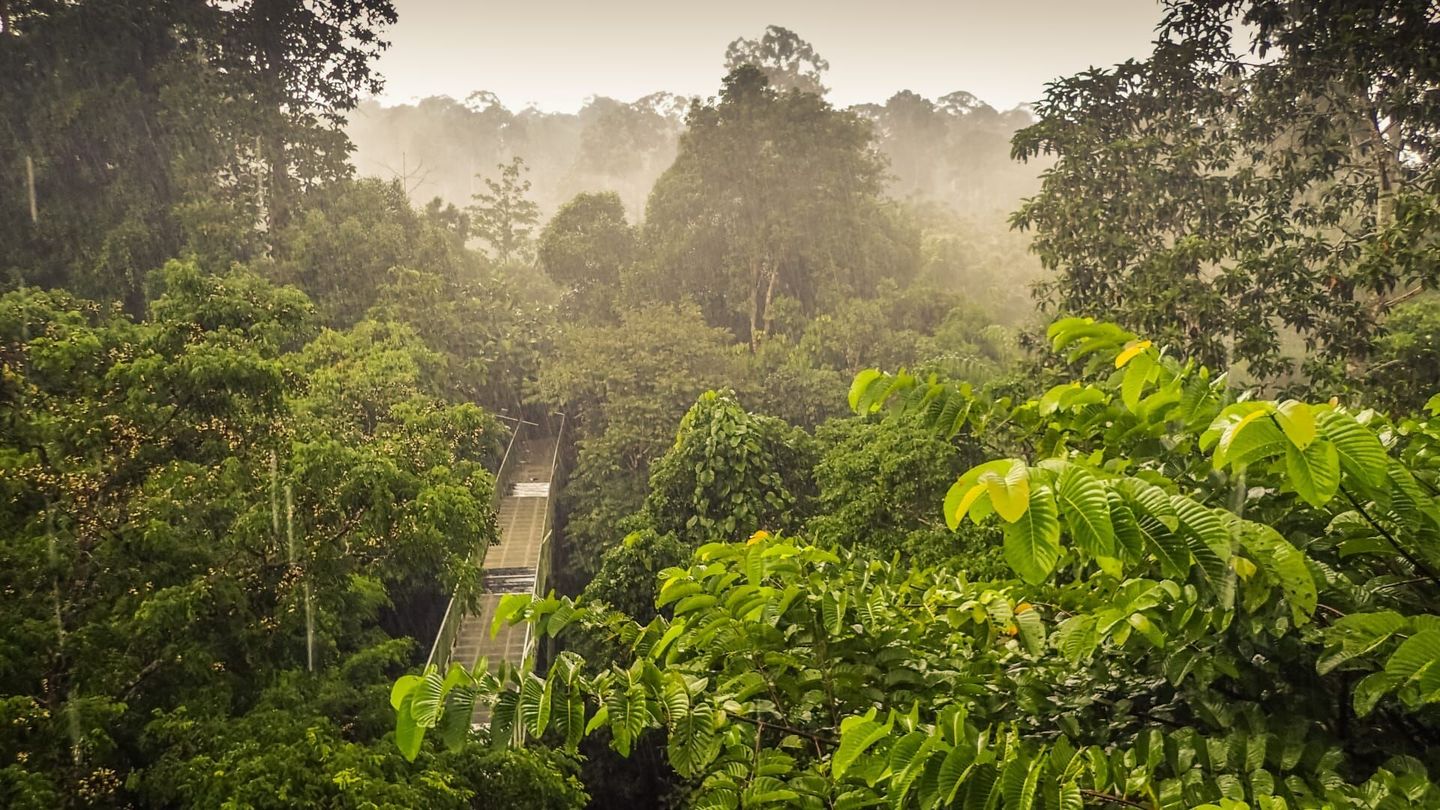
[425,419,525,670]
[521,412,565,666]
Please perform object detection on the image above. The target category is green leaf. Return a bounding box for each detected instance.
[1317,409,1388,489]
[1004,485,1062,585]
[1237,523,1317,624]
[1285,438,1340,508]
[395,693,424,762]
[1214,406,1285,469]
[834,709,894,780]
[1384,629,1440,703]
[848,369,883,413]
[390,674,422,711]
[938,743,977,804]
[986,459,1031,523]
[1353,671,1398,716]
[945,482,989,531]
[1055,465,1116,563]
[492,593,533,637]
[1056,615,1101,663]
[1275,400,1316,449]
[519,673,551,739]
[1172,495,1233,592]
[1318,611,1407,675]
[1121,351,1155,411]
[947,459,1016,527]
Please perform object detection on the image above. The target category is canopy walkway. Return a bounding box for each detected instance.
[425,416,563,723]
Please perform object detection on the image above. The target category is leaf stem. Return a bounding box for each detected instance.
[1341,486,1440,589]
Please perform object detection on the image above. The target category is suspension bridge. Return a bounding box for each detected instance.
[424,414,563,721]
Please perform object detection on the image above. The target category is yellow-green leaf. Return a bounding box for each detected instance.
[986,460,1031,523]
[1275,400,1316,449]
[1115,339,1153,368]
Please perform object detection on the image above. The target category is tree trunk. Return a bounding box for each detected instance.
[760,263,779,342]
[748,258,762,352]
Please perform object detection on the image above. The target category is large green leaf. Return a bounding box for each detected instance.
[1004,485,1062,585]
[395,693,424,762]
[1173,495,1233,602]
[518,672,551,739]
[1275,400,1316,449]
[1237,522,1317,624]
[1213,406,1286,470]
[1318,611,1407,675]
[1121,351,1155,411]
[848,369,883,413]
[1055,465,1116,563]
[1384,629,1440,705]
[833,709,895,779]
[986,459,1031,523]
[1285,438,1340,507]
[946,459,1017,527]
[1317,409,1389,490]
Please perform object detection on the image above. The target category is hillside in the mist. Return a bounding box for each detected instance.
[345,87,1045,223]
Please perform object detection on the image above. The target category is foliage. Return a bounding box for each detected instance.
[642,66,917,345]
[0,264,507,803]
[582,530,690,623]
[723,26,830,96]
[809,418,995,570]
[471,157,542,264]
[534,304,742,581]
[264,177,483,327]
[370,266,548,411]
[399,316,1440,808]
[0,0,396,310]
[1365,294,1440,415]
[1013,0,1440,381]
[537,191,638,321]
[641,390,816,545]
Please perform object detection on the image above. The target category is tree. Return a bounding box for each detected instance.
[265,177,482,327]
[533,304,741,581]
[470,157,541,263]
[1012,0,1440,382]
[808,418,991,568]
[643,66,917,347]
[222,0,398,231]
[0,0,397,311]
[724,25,829,96]
[640,390,815,545]
[0,264,504,803]
[537,191,637,320]
[399,316,1440,807]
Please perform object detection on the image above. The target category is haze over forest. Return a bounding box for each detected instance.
[4,2,1440,809]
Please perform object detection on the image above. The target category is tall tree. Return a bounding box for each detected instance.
[223,0,397,232]
[723,25,829,96]
[1013,0,1440,382]
[643,66,917,347]
[0,0,396,309]
[537,191,636,320]
[470,157,541,263]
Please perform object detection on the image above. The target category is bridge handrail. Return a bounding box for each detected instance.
[522,412,566,665]
[425,418,526,670]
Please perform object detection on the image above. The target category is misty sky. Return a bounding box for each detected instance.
[372,0,1164,112]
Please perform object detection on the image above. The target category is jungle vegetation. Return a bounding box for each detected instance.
[3,2,1440,808]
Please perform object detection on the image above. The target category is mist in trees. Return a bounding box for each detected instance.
[6,2,1440,808]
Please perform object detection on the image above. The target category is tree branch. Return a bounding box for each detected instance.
[1081,788,1151,809]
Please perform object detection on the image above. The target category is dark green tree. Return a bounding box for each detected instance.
[643,66,917,347]
[1013,0,1440,382]
[537,191,637,320]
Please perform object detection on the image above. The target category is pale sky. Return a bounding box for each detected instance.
[372,0,1165,112]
